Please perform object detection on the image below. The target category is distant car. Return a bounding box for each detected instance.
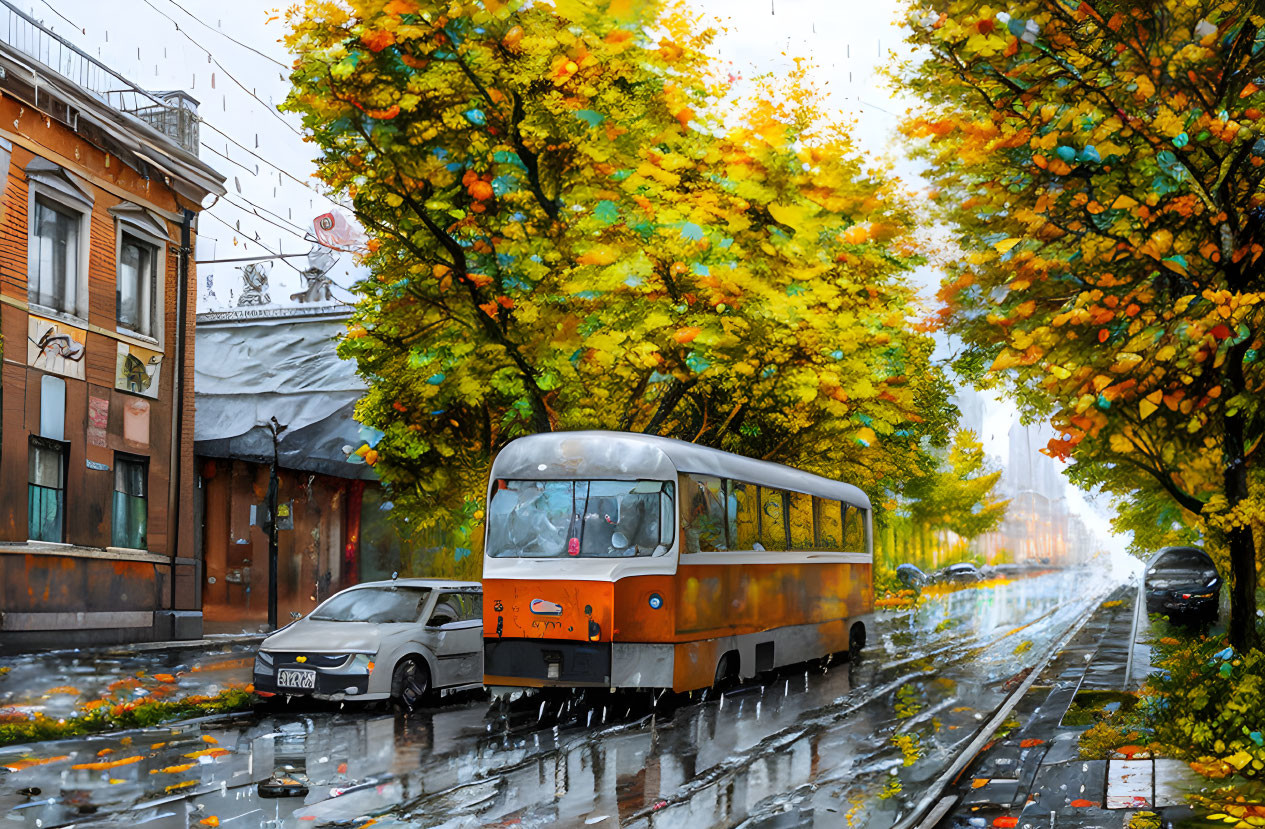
[896,563,929,590]
[253,579,483,707]
[993,563,1023,577]
[1144,546,1221,623]
[939,562,984,583]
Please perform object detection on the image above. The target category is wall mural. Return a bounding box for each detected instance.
[115,340,163,399]
[27,316,86,380]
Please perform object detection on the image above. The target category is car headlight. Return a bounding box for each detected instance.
[254,652,275,676]
[348,653,376,674]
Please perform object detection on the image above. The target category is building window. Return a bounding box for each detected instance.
[118,233,158,338]
[112,455,148,550]
[28,437,66,542]
[29,196,83,317]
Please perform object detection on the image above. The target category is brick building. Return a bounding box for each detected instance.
[0,5,225,649]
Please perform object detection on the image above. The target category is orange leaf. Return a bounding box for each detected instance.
[674,326,701,344]
[360,30,395,53]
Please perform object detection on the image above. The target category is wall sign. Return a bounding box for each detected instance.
[28,316,86,380]
[87,395,109,448]
[115,341,162,399]
[86,460,110,471]
[122,398,150,447]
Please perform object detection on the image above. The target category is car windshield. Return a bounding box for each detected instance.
[1154,549,1212,571]
[310,586,430,623]
[486,479,675,558]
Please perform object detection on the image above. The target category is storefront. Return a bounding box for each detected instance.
[193,309,438,633]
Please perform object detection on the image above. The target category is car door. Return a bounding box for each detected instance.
[424,591,483,687]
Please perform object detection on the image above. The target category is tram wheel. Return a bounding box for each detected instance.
[848,623,867,663]
[713,651,739,691]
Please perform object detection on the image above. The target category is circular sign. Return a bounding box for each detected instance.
[648,593,663,610]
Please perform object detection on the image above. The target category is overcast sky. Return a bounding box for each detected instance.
[16,0,1121,550]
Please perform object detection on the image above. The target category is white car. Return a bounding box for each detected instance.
[252,579,482,706]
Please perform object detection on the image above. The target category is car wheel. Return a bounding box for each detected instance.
[391,657,431,710]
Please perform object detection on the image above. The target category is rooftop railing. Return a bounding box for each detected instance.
[0,0,199,154]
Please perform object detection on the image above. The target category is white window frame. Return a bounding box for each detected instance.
[114,225,167,346]
[26,183,90,324]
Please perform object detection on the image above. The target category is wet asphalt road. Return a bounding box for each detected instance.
[0,569,1115,829]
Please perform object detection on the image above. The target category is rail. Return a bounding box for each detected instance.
[0,0,199,153]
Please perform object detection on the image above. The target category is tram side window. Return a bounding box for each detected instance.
[728,480,760,550]
[843,506,866,552]
[759,487,789,552]
[815,497,843,551]
[788,492,814,551]
[682,474,727,553]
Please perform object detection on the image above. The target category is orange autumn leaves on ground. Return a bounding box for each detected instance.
[901,1,1265,647]
[283,0,954,540]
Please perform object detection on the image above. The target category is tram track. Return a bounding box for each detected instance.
[358,580,1105,827]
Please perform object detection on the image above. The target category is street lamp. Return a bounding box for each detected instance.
[266,416,287,631]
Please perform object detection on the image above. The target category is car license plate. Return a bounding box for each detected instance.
[277,668,316,690]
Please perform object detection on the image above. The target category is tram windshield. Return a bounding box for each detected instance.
[486,479,675,558]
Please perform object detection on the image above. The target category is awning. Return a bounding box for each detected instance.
[194,315,373,478]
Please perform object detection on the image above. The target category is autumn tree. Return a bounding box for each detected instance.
[903,0,1265,649]
[283,0,953,558]
[894,429,1009,566]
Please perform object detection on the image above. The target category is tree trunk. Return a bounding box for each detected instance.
[1227,522,1257,652]
[1224,406,1259,652]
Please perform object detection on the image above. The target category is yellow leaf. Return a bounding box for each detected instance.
[1111,195,1138,210]
[1140,398,1159,419]
[994,238,1021,254]
[768,202,817,231]
[1109,433,1134,453]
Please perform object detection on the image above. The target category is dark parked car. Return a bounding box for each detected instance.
[896,563,929,590]
[938,562,984,583]
[1144,546,1221,623]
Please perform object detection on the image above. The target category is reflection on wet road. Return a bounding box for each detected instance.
[0,570,1113,828]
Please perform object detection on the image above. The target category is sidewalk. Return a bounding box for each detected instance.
[0,635,263,721]
[935,583,1212,828]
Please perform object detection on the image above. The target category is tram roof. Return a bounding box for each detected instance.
[490,430,871,509]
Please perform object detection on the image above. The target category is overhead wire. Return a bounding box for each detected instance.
[37,0,343,212]
[32,0,81,32]
[203,210,305,273]
[156,0,289,71]
[196,118,351,209]
[132,0,304,138]
[222,193,312,239]
[39,0,356,271]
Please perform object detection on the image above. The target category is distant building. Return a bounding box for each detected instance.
[973,420,1094,567]
[0,4,225,650]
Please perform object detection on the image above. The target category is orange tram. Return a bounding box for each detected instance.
[482,431,874,694]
